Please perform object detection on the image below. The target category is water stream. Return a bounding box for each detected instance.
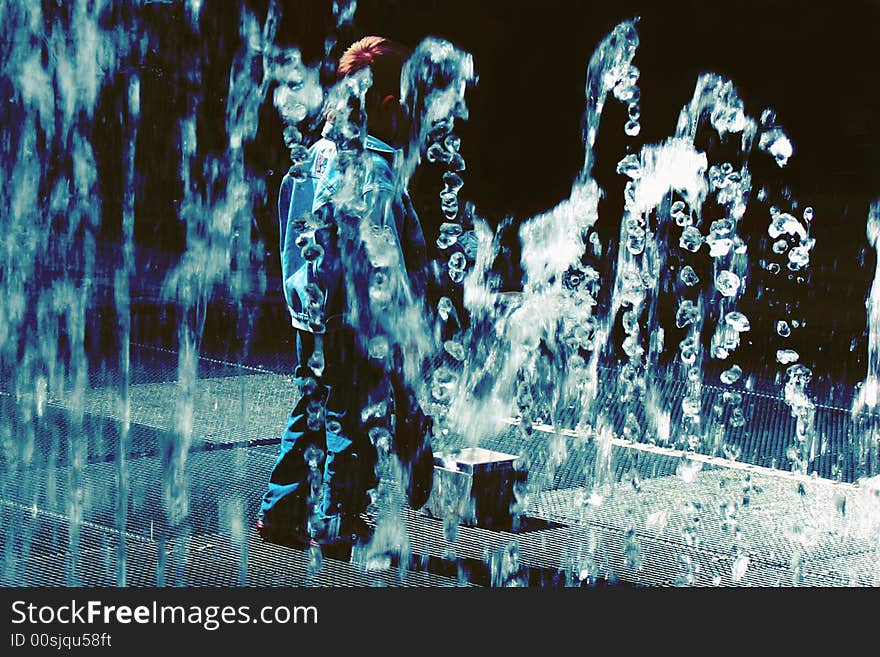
[1,1,878,587]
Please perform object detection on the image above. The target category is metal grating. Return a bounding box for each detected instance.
[0,464,467,588]
[3,340,880,588]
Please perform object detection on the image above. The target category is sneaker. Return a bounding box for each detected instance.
[318,514,372,546]
[314,515,372,561]
[255,519,314,549]
[336,514,373,546]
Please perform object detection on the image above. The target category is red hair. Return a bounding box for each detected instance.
[337,36,409,103]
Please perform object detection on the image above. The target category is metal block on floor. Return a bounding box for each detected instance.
[423,447,525,531]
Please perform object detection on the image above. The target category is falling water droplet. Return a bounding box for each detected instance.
[680,265,700,286]
[617,154,641,179]
[725,312,750,332]
[776,349,800,364]
[676,300,700,328]
[731,554,749,582]
[715,271,741,297]
[443,340,466,361]
[679,226,703,252]
[449,251,467,271]
[720,365,743,385]
[772,239,789,254]
[624,119,641,136]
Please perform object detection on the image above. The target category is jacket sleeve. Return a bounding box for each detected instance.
[277,172,295,313]
[360,156,428,301]
[398,192,430,306]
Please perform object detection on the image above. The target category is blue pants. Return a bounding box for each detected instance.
[258,329,386,535]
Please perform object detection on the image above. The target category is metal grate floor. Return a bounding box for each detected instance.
[2,343,880,587]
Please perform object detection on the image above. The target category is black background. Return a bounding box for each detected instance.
[284,0,880,222]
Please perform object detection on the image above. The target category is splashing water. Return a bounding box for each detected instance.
[2,3,879,588]
[423,16,880,585]
[852,201,880,479]
[1,0,143,586]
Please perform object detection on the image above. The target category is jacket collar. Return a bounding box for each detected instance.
[366,134,395,154]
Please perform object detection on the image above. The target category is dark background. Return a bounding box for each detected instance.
[95,0,880,386]
[126,0,880,249]
[335,0,880,221]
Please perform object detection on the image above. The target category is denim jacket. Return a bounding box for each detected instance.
[279,134,429,335]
